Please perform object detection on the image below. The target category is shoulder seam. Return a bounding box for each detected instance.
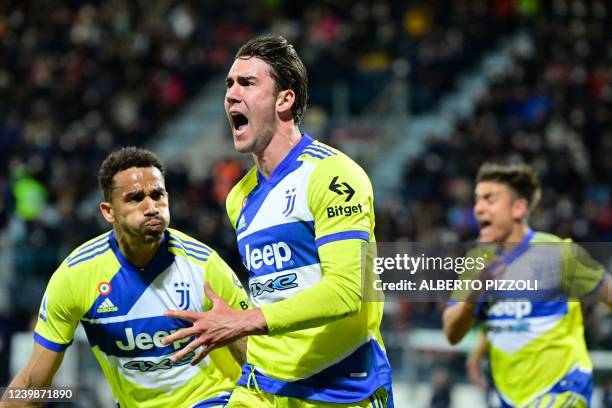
[301,144,338,161]
[167,232,212,263]
[67,232,112,262]
[167,229,213,252]
[67,245,112,268]
[168,247,211,263]
[311,141,339,154]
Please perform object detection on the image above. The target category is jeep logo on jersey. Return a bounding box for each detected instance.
[488,301,532,319]
[116,327,191,351]
[250,273,298,298]
[245,242,292,271]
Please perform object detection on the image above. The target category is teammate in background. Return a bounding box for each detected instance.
[1,147,250,408]
[163,36,394,407]
[443,163,612,407]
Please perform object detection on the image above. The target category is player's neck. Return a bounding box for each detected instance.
[253,126,302,179]
[114,229,162,269]
[504,223,531,245]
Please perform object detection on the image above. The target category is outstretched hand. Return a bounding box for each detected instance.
[163,283,266,365]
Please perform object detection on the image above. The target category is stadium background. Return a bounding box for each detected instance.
[0,0,611,406]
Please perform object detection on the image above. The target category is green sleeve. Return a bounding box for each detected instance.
[307,155,373,240]
[260,239,363,334]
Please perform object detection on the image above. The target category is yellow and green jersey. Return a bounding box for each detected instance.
[35,228,250,408]
[226,134,393,405]
[471,231,604,407]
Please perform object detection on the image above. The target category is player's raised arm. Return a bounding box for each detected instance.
[0,344,65,407]
[259,239,364,334]
[442,302,478,345]
[443,256,503,345]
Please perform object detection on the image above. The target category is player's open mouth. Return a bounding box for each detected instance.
[230,112,249,132]
[478,220,493,237]
[478,220,492,229]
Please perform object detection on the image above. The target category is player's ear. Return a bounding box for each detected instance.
[512,198,529,221]
[276,89,295,117]
[100,201,115,224]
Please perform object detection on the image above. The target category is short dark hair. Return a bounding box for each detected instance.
[98,147,164,201]
[235,35,308,125]
[476,163,541,211]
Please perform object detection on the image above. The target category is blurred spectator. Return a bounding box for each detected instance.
[212,159,245,206]
[11,165,46,222]
[430,367,452,408]
[603,379,612,408]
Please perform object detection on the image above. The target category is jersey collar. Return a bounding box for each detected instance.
[256,133,313,186]
[109,229,174,275]
[497,229,535,265]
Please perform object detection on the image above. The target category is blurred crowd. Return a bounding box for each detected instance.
[0,0,268,252]
[388,0,611,244]
[294,0,522,116]
[1,0,612,396]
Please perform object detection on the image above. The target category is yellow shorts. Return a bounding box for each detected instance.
[226,386,389,408]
